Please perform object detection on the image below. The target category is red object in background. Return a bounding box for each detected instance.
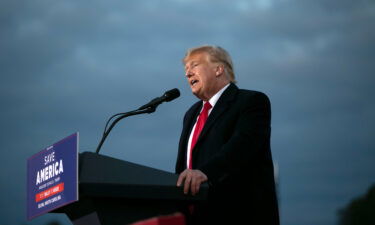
[131,213,185,225]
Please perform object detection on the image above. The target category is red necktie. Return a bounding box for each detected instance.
[188,102,212,169]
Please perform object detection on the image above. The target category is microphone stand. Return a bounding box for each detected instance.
[95,106,156,154]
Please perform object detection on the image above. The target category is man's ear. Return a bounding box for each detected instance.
[215,64,224,76]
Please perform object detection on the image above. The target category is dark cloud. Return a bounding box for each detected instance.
[0,0,374,224]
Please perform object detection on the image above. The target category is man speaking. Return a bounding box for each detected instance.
[175,45,280,225]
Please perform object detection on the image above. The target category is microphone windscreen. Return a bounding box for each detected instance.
[164,88,180,102]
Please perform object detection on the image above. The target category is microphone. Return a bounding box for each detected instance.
[138,88,180,110]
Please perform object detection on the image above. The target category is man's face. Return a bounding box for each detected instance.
[184,52,219,101]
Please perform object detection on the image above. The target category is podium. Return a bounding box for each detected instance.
[52,152,208,225]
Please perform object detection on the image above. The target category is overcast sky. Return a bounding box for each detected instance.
[1,0,374,225]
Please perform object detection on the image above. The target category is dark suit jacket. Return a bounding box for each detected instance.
[175,83,279,225]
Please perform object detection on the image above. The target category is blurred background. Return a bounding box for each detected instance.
[1,0,374,224]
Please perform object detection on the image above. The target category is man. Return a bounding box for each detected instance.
[175,45,279,225]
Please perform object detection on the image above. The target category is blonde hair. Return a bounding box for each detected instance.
[183,45,236,83]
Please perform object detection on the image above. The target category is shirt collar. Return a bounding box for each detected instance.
[204,83,230,109]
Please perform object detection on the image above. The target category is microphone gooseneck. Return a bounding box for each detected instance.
[96,88,180,154]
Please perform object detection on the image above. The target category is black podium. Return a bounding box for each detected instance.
[52,152,208,225]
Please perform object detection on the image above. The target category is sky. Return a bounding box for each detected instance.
[0,0,374,224]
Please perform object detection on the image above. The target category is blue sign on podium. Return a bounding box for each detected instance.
[27,133,79,220]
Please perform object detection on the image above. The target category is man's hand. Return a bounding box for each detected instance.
[176,169,208,196]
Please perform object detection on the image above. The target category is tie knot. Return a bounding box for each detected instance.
[203,102,212,111]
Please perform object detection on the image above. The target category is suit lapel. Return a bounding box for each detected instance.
[176,101,202,172]
[195,83,238,147]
